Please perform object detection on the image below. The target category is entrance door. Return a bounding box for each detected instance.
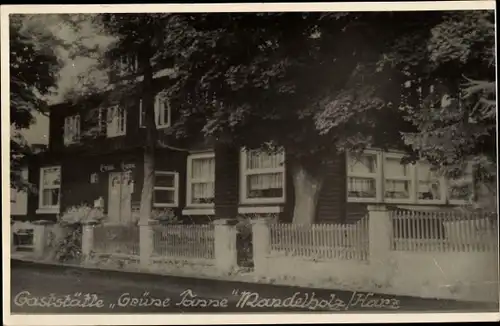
[108,172,132,224]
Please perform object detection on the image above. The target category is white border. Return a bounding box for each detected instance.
[2,2,499,325]
[0,2,496,14]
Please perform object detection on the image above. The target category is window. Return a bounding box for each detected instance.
[187,152,215,206]
[102,106,127,137]
[346,149,473,205]
[63,115,80,145]
[139,93,171,129]
[416,162,445,204]
[153,171,179,207]
[346,151,381,201]
[384,153,414,202]
[38,166,61,212]
[117,54,138,77]
[240,148,285,204]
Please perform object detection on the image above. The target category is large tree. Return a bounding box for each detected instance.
[80,13,179,222]
[164,12,448,223]
[380,10,496,207]
[10,15,65,190]
[71,11,495,223]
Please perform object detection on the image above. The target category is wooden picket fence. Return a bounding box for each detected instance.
[152,224,215,261]
[391,210,498,252]
[269,219,369,261]
[93,224,140,256]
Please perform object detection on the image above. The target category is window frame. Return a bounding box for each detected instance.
[346,149,472,206]
[186,152,216,208]
[117,54,138,77]
[63,114,81,145]
[103,105,127,138]
[37,166,61,213]
[239,148,286,205]
[346,149,383,203]
[153,171,179,208]
[383,152,416,204]
[139,94,171,129]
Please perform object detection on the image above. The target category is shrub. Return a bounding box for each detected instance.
[150,208,182,224]
[59,204,104,225]
[55,204,104,263]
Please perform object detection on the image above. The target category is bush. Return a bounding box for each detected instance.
[59,204,104,225]
[54,224,82,263]
[55,204,104,263]
[131,207,182,225]
[151,208,182,224]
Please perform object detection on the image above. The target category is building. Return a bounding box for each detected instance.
[11,66,475,225]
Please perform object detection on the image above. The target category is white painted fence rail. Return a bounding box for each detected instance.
[391,210,498,252]
[93,224,140,256]
[269,219,369,260]
[152,224,215,261]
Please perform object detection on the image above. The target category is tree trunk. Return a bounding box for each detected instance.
[138,48,157,224]
[290,161,325,224]
[139,148,155,223]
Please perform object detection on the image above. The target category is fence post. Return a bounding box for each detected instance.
[251,218,272,276]
[214,218,238,273]
[367,205,392,282]
[81,221,96,262]
[32,220,50,259]
[139,220,157,269]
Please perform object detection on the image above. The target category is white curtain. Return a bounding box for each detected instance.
[191,157,215,200]
[348,177,375,193]
[192,158,215,180]
[247,151,283,170]
[42,189,59,206]
[249,173,283,190]
[192,182,215,199]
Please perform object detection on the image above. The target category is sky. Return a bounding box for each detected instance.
[18,15,113,145]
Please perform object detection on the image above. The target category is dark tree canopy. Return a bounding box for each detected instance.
[10,15,65,190]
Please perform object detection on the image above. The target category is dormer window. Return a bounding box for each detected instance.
[117,54,138,77]
[63,115,80,145]
[139,93,171,129]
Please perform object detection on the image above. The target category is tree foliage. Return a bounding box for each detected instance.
[164,12,466,166]
[381,11,496,183]
[68,11,496,220]
[10,14,65,190]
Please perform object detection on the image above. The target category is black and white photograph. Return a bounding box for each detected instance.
[2,2,499,324]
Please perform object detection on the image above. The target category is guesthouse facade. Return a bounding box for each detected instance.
[11,69,475,225]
